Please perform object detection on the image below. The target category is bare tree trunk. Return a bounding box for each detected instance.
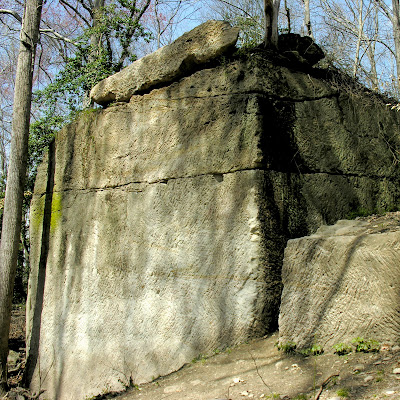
[264,0,280,48]
[155,0,162,49]
[89,0,105,59]
[303,0,313,38]
[284,0,291,33]
[353,0,364,77]
[368,2,379,89]
[83,0,105,108]
[0,0,42,394]
[392,0,400,90]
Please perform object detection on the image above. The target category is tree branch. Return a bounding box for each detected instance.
[0,9,23,23]
[375,0,393,22]
[60,0,91,26]
[216,0,262,28]
[39,28,77,45]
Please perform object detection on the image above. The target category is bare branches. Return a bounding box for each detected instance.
[0,9,23,23]
[0,7,78,46]
[59,0,91,27]
[39,28,77,45]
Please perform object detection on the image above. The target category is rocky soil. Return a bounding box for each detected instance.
[7,304,26,389]
[5,307,400,400]
[111,334,400,400]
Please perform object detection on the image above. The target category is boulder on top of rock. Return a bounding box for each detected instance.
[279,213,400,351]
[90,20,240,105]
[278,33,324,66]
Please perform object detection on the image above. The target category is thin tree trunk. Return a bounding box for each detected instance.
[392,0,400,90]
[304,0,313,38]
[368,3,379,90]
[353,0,364,77]
[83,0,105,108]
[155,0,162,49]
[264,0,280,48]
[284,0,291,33]
[0,0,42,394]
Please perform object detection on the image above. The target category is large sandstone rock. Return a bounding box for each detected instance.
[90,20,239,105]
[26,36,400,400]
[279,214,400,350]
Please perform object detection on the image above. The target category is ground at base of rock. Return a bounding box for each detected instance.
[108,333,400,400]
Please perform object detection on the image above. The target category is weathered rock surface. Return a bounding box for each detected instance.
[279,213,400,350]
[90,20,239,105]
[26,29,400,400]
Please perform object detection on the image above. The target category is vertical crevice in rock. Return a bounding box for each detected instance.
[24,140,56,386]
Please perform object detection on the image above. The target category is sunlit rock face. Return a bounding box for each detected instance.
[90,20,240,105]
[279,214,400,351]
[26,22,400,400]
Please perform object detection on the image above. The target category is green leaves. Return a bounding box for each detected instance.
[30,0,152,191]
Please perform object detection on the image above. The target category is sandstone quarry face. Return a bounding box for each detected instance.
[279,214,400,350]
[26,25,400,400]
[90,20,240,105]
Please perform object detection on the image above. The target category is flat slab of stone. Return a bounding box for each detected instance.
[90,20,239,105]
[279,213,400,351]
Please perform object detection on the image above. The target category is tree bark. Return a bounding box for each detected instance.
[368,3,379,90]
[392,0,400,90]
[0,0,42,394]
[353,0,364,77]
[264,0,280,48]
[82,0,105,108]
[303,0,313,38]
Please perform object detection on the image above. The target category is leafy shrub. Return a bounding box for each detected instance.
[275,341,297,354]
[351,337,380,353]
[333,342,352,356]
[299,344,324,356]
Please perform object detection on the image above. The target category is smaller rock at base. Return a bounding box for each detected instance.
[163,385,182,393]
[392,345,400,352]
[7,350,20,367]
[385,390,396,395]
[364,375,373,383]
[353,364,365,372]
[393,368,400,374]
[327,397,341,400]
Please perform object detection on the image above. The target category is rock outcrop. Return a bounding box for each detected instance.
[279,213,400,350]
[26,22,400,400]
[90,20,240,105]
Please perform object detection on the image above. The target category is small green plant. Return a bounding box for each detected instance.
[275,341,297,354]
[337,387,350,398]
[333,342,352,356]
[351,337,380,353]
[376,369,384,382]
[293,394,308,400]
[191,353,207,364]
[310,344,324,355]
[299,344,324,356]
[266,393,281,399]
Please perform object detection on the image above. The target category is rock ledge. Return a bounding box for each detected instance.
[90,20,239,105]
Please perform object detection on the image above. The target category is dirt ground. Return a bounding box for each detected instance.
[6,308,400,400]
[111,333,400,400]
[7,304,26,389]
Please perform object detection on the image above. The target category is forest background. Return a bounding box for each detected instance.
[0,0,399,304]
